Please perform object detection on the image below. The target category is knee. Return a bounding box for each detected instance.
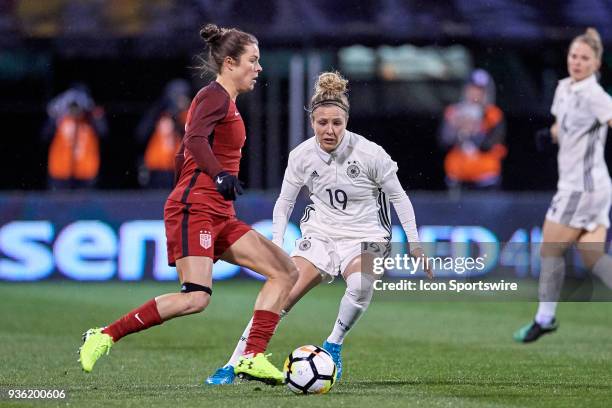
[540,244,566,258]
[578,243,605,271]
[272,259,299,287]
[345,274,374,308]
[183,291,211,314]
[585,252,605,272]
[346,286,373,308]
[286,263,299,285]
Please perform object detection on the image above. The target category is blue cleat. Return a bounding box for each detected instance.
[204,365,235,385]
[322,341,343,380]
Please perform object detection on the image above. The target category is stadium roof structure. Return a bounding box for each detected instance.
[1,0,611,55]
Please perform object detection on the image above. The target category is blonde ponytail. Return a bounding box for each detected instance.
[573,27,603,60]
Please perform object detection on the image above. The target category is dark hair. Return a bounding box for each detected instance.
[309,71,350,115]
[198,23,258,76]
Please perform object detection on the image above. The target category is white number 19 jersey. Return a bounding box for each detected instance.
[284,130,397,240]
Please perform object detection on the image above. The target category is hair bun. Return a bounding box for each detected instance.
[200,23,222,43]
[585,27,602,43]
[315,71,348,95]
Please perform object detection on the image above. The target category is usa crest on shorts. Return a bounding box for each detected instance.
[200,230,212,249]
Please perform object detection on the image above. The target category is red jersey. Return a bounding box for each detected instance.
[168,81,246,216]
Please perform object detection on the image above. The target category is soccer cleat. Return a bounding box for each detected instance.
[79,328,113,372]
[234,353,284,386]
[322,341,343,380]
[513,319,558,343]
[204,365,235,385]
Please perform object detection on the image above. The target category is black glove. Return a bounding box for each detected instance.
[535,128,555,153]
[214,171,244,201]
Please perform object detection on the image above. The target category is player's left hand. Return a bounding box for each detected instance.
[411,247,434,279]
[214,171,244,201]
[534,128,555,153]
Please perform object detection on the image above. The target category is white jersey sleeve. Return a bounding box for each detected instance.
[588,86,612,125]
[550,80,564,117]
[371,147,399,184]
[272,151,304,247]
[380,174,420,247]
[371,146,420,246]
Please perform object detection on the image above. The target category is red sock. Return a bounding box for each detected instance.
[102,299,163,342]
[243,310,280,356]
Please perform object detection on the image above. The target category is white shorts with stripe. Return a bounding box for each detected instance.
[292,205,389,281]
[545,189,611,231]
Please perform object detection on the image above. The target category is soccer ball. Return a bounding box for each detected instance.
[283,345,337,394]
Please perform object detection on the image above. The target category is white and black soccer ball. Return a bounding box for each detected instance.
[283,345,337,394]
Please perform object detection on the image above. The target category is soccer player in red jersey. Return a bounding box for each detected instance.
[79,24,298,385]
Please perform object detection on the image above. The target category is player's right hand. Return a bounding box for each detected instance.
[534,128,555,153]
[411,247,434,280]
[214,171,244,201]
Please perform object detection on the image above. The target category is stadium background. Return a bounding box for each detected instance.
[2,2,612,407]
[2,0,612,191]
[2,0,612,281]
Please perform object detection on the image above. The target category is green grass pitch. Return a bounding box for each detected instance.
[1,281,611,407]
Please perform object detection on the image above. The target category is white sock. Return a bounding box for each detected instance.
[326,273,374,345]
[535,256,565,326]
[225,317,252,367]
[592,254,612,288]
[535,302,557,326]
[225,309,288,367]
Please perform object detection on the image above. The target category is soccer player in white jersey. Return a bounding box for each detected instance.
[206,71,431,384]
[514,28,612,343]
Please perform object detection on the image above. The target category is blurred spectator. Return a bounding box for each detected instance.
[378,44,471,81]
[42,84,108,190]
[438,69,507,191]
[136,79,191,189]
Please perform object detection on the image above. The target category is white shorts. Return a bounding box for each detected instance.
[294,205,389,280]
[291,235,389,282]
[545,189,611,231]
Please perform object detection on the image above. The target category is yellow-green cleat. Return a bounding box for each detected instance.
[79,328,113,372]
[234,353,284,386]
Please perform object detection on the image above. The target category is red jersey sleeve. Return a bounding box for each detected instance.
[183,88,229,178]
[173,143,185,186]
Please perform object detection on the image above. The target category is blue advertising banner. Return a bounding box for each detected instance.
[0,191,552,281]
